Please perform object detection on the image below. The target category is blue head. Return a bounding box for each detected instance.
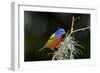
[55,28,66,38]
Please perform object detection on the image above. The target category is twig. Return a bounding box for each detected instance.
[71,16,75,32]
[72,26,90,33]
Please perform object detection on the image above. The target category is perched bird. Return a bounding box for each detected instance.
[39,28,66,51]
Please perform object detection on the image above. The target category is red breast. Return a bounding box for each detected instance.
[49,37,62,49]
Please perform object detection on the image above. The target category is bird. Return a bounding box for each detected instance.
[39,28,66,51]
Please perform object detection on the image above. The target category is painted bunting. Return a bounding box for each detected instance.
[39,28,66,51]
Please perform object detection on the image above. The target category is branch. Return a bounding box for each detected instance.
[72,26,90,33]
[67,16,90,37]
[71,16,75,32]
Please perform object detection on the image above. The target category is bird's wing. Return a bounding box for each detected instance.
[44,33,56,48]
[47,33,56,43]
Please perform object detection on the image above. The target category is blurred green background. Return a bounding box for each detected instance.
[24,11,90,61]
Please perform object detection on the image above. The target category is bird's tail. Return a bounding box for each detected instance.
[38,48,44,52]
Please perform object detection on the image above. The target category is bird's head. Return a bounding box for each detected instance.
[55,28,66,38]
[57,28,66,34]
